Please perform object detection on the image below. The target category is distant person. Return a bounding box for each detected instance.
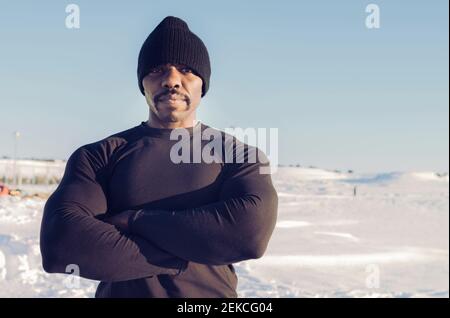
[40,16,278,298]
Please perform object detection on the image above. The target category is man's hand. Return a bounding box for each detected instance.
[103,210,137,233]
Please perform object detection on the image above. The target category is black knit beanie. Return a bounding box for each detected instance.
[137,16,211,97]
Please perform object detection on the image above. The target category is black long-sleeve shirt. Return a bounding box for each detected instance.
[40,121,278,298]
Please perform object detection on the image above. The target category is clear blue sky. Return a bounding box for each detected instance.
[0,0,448,173]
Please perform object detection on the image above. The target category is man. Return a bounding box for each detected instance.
[40,16,278,298]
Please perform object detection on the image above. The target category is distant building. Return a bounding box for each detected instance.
[0,159,66,186]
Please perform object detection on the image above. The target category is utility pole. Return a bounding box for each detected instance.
[13,131,20,187]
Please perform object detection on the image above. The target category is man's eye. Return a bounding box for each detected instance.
[181,67,193,73]
[149,68,162,73]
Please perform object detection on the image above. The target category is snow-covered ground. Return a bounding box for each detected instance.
[0,167,448,298]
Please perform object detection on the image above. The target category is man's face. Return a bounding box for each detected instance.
[142,63,203,126]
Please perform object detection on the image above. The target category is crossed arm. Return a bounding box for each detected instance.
[40,145,278,282]
[40,147,186,282]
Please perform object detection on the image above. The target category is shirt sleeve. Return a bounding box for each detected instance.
[129,145,278,265]
[40,145,188,282]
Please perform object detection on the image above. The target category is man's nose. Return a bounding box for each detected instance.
[161,67,182,90]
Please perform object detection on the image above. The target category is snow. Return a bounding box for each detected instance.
[0,167,448,298]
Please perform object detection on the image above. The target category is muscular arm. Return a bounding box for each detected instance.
[40,146,187,282]
[128,147,278,265]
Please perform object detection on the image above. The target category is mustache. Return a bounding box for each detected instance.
[154,89,191,105]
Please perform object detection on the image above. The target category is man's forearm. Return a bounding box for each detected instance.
[41,200,188,282]
[128,186,278,265]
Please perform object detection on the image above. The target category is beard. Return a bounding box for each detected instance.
[150,99,194,123]
[144,88,198,125]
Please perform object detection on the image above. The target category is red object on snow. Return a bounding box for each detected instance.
[0,184,10,196]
